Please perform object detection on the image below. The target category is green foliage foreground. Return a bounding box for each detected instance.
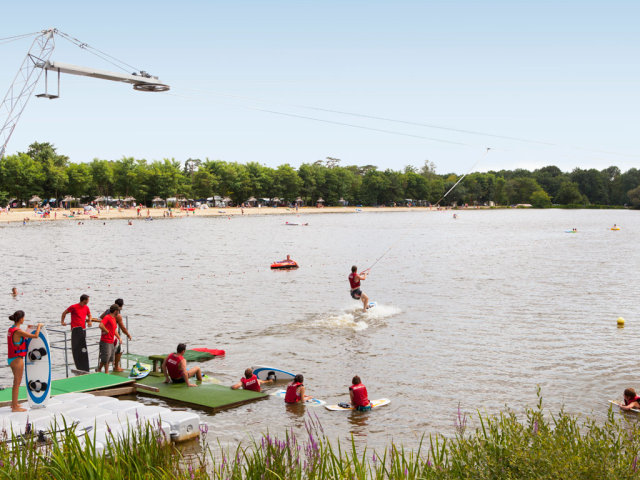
[1,393,640,479]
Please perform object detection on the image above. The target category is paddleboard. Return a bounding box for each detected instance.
[128,362,151,380]
[71,327,90,372]
[608,400,640,413]
[564,230,577,233]
[252,366,296,382]
[325,398,390,411]
[24,326,52,408]
[271,389,326,406]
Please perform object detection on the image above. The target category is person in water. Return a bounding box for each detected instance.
[99,298,132,372]
[162,343,202,387]
[349,375,372,411]
[11,287,18,297]
[7,311,43,412]
[620,388,640,411]
[231,367,274,392]
[96,304,122,374]
[348,265,370,312]
[284,374,312,404]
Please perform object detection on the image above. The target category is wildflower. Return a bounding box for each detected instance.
[372,453,377,463]
[633,455,638,472]
[188,464,194,479]
[533,420,538,435]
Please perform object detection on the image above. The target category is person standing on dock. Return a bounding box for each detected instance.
[96,304,122,375]
[7,311,43,412]
[61,294,96,372]
[162,343,202,387]
[99,298,132,372]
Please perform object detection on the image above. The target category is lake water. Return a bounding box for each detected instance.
[1,208,638,448]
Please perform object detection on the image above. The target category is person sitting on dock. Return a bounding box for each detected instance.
[620,388,640,411]
[231,367,273,392]
[284,374,312,404]
[349,375,372,411]
[162,343,202,387]
[100,298,132,372]
[96,304,122,375]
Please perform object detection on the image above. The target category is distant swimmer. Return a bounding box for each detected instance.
[620,388,640,411]
[349,265,370,312]
[11,287,18,297]
[284,374,312,404]
[231,367,274,392]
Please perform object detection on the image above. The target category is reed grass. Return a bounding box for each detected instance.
[2,390,640,479]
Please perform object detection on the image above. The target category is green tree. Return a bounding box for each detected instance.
[273,164,302,202]
[555,181,585,205]
[66,163,92,199]
[191,169,218,199]
[505,177,543,204]
[0,153,45,201]
[90,159,115,197]
[530,189,552,208]
[26,142,69,199]
[628,185,640,208]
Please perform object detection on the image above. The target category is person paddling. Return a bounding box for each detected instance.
[162,343,202,387]
[7,311,43,412]
[620,388,640,411]
[348,265,370,312]
[231,367,273,392]
[349,375,372,411]
[284,374,312,404]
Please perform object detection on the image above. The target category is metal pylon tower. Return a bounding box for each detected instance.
[0,29,56,158]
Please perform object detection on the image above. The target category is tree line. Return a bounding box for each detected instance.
[1,142,640,207]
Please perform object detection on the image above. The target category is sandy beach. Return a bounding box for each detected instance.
[0,205,446,223]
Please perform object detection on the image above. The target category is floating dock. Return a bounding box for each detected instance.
[0,391,202,449]
[0,373,134,407]
[112,371,267,411]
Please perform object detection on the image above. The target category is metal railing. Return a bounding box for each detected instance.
[46,316,129,378]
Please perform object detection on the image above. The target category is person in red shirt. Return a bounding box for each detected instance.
[348,266,370,312]
[231,367,273,392]
[99,298,132,372]
[620,388,640,411]
[7,310,43,412]
[61,294,96,372]
[96,304,122,374]
[162,343,202,387]
[349,375,371,411]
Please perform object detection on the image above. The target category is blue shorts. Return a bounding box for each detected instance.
[7,356,21,366]
[355,404,372,412]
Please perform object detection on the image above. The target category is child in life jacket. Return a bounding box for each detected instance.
[349,375,371,411]
[7,310,43,412]
[284,374,312,404]
[621,388,640,411]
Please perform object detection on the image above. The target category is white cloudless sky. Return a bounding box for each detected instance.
[1,0,638,174]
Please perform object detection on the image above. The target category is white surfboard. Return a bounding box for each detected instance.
[252,366,296,382]
[24,326,52,409]
[609,400,640,413]
[271,389,326,406]
[325,398,390,411]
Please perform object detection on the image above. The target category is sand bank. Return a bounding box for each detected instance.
[0,205,450,224]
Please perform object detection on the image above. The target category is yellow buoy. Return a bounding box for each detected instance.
[617,317,625,326]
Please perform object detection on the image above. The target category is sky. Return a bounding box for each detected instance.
[0,1,638,174]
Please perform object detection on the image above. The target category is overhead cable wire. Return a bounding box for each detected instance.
[435,148,491,206]
[0,31,41,46]
[55,30,141,74]
[177,87,639,159]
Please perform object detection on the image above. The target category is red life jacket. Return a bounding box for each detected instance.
[166,352,183,380]
[349,383,370,407]
[624,395,640,406]
[284,382,302,403]
[241,374,261,392]
[348,272,360,289]
[7,326,27,359]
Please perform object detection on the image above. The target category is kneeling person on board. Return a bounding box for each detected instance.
[349,375,371,411]
[97,304,122,374]
[7,310,43,412]
[100,298,132,372]
[231,367,273,392]
[284,374,312,404]
[349,265,369,312]
[620,388,640,411]
[162,343,202,387]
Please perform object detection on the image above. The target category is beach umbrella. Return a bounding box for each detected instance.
[29,195,42,204]
[247,196,257,202]
[94,196,106,202]
[123,196,136,202]
[317,197,325,203]
[152,196,164,202]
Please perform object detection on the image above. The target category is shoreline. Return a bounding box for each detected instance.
[0,205,459,224]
